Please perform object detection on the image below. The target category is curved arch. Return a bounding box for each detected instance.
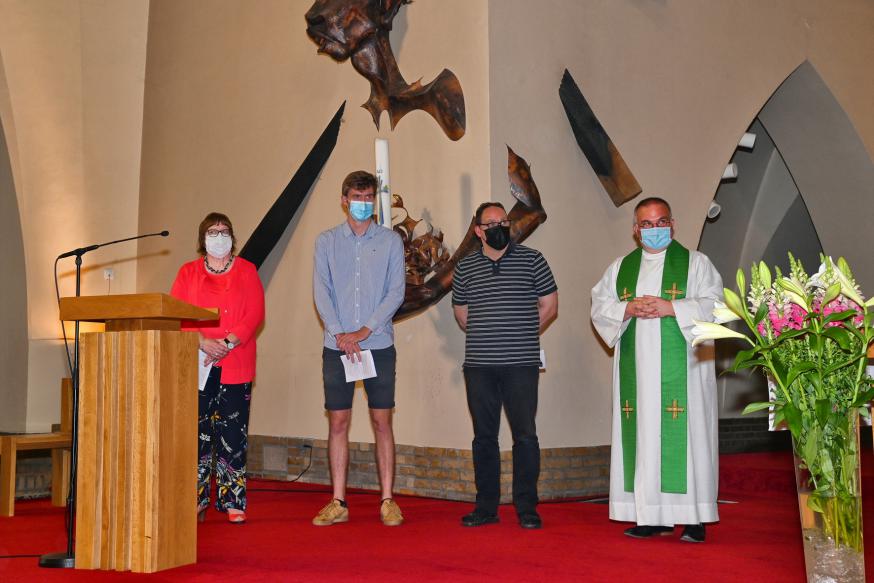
[0,51,29,432]
[701,60,874,285]
[698,60,874,420]
[758,61,874,286]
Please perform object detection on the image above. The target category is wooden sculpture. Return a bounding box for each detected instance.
[393,146,546,320]
[559,69,641,206]
[305,0,466,141]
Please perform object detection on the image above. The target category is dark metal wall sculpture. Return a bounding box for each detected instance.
[239,102,345,268]
[305,0,466,141]
[393,146,546,320]
[559,69,641,207]
[392,194,450,287]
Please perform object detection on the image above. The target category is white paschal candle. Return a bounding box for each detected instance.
[375,138,392,227]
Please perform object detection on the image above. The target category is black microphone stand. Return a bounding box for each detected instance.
[39,253,84,569]
[40,230,168,569]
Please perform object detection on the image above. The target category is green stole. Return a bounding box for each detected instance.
[615,240,689,494]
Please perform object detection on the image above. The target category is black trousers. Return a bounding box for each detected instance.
[463,365,540,515]
[198,366,252,511]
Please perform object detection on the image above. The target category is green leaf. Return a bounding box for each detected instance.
[807,494,825,513]
[824,354,864,375]
[773,408,785,428]
[786,362,816,388]
[736,268,747,298]
[820,455,834,484]
[852,386,874,407]
[728,358,767,373]
[822,326,852,351]
[783,404,803,436]
[734,348,757,366]
[815,399,832,427]
[823,310,857,324]
[821,282,842,306]
[742,401,773,414]
[770,327,808,347]
[753,302,768,325]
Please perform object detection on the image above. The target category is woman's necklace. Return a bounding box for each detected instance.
[204,255,234,274]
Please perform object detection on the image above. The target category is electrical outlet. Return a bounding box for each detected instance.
[103,268,114,280]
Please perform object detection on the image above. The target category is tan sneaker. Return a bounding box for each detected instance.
[380,498,403,526]
[312,499,349,526]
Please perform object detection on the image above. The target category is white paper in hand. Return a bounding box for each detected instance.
[198,349,213,392]
[340,350,377,382]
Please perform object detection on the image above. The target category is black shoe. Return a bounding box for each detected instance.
[461,509,499,527]
[680,523,705,543]
[518,511,542,529]
[624,525,674,539]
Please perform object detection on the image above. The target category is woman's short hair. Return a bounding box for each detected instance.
[197,212,237,256]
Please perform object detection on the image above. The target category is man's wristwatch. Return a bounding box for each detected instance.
[223,338,237,350]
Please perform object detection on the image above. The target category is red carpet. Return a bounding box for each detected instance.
[1,452,872,582]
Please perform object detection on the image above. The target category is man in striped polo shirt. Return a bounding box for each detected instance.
[452,201,558,529]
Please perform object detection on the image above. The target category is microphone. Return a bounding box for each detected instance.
[57,230,170,259]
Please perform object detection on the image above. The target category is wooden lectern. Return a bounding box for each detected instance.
[59,293,217,573]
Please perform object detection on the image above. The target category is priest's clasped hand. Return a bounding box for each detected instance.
[624,295,676,320]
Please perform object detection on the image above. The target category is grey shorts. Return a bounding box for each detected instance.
[322,346,396,410]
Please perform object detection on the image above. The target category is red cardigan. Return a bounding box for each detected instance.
[170,257,265,384]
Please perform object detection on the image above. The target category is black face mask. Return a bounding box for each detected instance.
[484,225,511,250]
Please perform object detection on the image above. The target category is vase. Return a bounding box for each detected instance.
[792,410,865,582]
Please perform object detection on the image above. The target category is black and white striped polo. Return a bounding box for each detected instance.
[452,243,557,367]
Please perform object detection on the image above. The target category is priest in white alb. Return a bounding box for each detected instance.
[591,197,723,543]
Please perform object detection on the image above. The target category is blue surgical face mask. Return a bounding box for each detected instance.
[348,200,374,222]
[640,226,672,250]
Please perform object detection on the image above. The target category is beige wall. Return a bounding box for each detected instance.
[487,0,874,447]
[136,0,491,448]
[4,0,872,446]
[0,0,149,431]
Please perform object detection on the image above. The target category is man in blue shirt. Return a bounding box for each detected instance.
[312,170,406,527]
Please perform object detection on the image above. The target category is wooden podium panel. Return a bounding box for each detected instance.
[75,329,198,573]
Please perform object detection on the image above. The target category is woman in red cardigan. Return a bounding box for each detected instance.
[171,212,264,524]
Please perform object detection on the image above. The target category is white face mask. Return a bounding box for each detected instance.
[205,234,233,258]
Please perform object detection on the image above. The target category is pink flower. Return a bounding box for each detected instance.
[763,301,808,337]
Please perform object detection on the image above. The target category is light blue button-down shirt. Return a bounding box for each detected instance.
[313,220,406,350]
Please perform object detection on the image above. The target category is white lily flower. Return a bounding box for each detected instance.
[713,301,741,324]
[832,266,865,307]
[691,320,753,347]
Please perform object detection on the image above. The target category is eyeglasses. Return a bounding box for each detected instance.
[206,229,231,238]
[637,218,672,229]
[478,219,511,230]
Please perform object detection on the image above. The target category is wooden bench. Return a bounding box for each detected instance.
[0,378,72,517]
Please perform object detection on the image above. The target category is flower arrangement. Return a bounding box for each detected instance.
[692,254,874,553]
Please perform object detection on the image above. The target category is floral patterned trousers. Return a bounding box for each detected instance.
[199,366,251,512]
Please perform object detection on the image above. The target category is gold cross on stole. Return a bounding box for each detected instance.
[664,282,683,299]
[621,400,634,419]
[665,399,685,420]
[620,288,633,301]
